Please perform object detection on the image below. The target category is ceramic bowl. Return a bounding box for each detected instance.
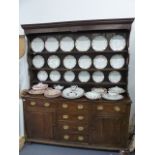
[85,91,101,100]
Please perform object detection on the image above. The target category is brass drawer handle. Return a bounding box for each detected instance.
[114,106,121,112]
[62,103,68,109]
[78,136,84,141]
[77,104,84,110]
[44,102,50,107]
[78,126,84,131]
[63,125,69,130]
[77,116,84,120]
[97,105,104,111]
[62,115,69,119]
[30,101,36,106]
[64,135,69,140]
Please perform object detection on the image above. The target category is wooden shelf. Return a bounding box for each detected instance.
[30,67,128,72]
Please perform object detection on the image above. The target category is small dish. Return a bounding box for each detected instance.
[47,55,60,69]
[45,37,59,52]
[53,85,64,90]
[31,37,44,53]
[108,86,125,94]
[92,71,104,83]
[108,71,122,83]
[60,36,74,52]
[109,35,126,51]
[37,70,48,81]
[92,36,108,51]
[78,71,90,83]
[32,55,45,69]
[110,54,125,69]
[78,55,92,69]
[91,88,107,94]
[49,70,61,82]
[32,83,48,90]
[93,55,108,69]
[75,36,91,52]
[85,91,101,100]
[64,71,75,82]
[102,93,124,101]
[63,55,76,69]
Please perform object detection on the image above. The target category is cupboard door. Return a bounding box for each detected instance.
[90,115,128,147]
[25,110,55,140]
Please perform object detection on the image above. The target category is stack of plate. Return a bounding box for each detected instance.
[44,88,61,98]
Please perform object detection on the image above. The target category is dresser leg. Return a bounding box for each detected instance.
[120,149,129,155]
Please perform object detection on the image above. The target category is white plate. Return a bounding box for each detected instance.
[92,36,108,51]
[63,55,76,69]
[32,55,45,68]
[110,54,125,69]
[49,70,61,82]
[109,71,122,83]
[109,35,126,51]
[60,37,74,52]
[37,70,48,81]
[31,37,44,53]
[102,93,124,100]
[78,71,90,83]
[93,55,108,69]
[75,36,91,52]
[62,86,84,99]
[92,71,104,83]
[64,71,75,82]
[108,86,125,94]
[45,37,59,52]
[47,55,60,69]
[78,55,92,69]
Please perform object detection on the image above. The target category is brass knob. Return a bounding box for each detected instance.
[64,135,69,140]
[77,116,84,120]
[114,106,121,112]
[63,125,69,130]
[30,101,36,106]
[62,103,68,109]
[97,105,104,111]
[78,126,84,131]
[78,136,84,141]
[63,115,69,119]
[77,104,84,110]
[44,102,50,107]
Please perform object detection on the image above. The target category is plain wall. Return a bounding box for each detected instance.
[19,0,135,136]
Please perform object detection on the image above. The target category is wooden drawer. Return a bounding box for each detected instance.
[58,102,89,113]
[57,122,88,134]
[94,103,128,115]
[57,133,88,143]
[58,113,89,123]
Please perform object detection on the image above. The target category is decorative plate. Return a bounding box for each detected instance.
[45,37,59,52]
[109,35,126,51]
[75,36,91,52]
[63,55,76,69]
[37,70,48,81]
[108,71,122,83]
[108,86,125,94]
[32,55,45,69]
[92,36,108,51]
[49,70,61,82]
[64,71,75,82]
[62,86,84,99]
[93,55,108,69]
[78,71,90,83]
[85,91,101,100]
[32,83,48,90]
[92,71,104,83]
[78,55,92,69]
[31,37,44,53]
[60,36,74,52]
[47,55,60,69]
[110,54,125,69]
[102,93,124,100]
